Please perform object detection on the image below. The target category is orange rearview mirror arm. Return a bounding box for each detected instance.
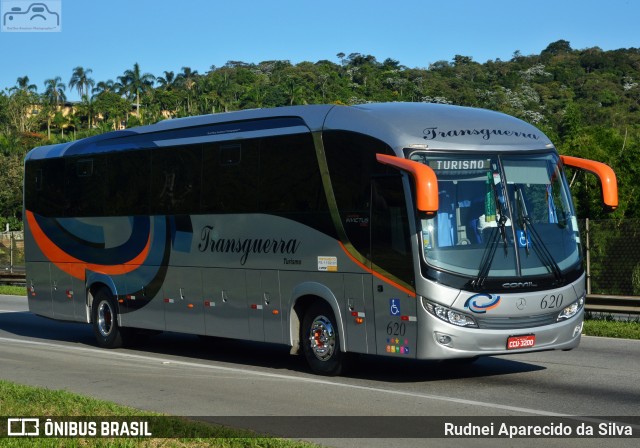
[560,155,618,211]
[376,154,439,214]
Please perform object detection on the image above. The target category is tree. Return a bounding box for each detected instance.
[42,77,67,138]
[118,63,155,119]
[69,66,95,99]
[76,94,97,130]
[175,67,199,113]
[6,89,38,133]
[93,91,130,130]
[10,76,37,93]
[43,76,66,108]
[0,153,24,224]
[156,71,177,90]
[92,79,120,95]
[542,40,573,57]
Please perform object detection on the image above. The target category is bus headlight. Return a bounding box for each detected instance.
[422,298,478,328]
[557,296,585,321]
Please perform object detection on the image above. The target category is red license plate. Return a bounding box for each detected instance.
[507,334,536,350]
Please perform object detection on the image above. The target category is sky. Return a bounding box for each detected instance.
[1,0,639,101]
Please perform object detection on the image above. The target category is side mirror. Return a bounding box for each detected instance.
[376,154,439,214]
[560,155,618,211]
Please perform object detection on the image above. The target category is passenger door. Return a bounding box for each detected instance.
[370,176,417,359]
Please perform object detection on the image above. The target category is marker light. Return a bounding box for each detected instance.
[422,298,478,328]
[557,296,585,321]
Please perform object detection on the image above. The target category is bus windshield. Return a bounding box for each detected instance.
[409,152,581,280]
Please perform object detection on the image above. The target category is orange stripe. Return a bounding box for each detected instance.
[338,242,416,298]
[26,210,151,280]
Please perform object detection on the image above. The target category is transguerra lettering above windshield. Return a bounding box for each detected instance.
[423,127,540,141]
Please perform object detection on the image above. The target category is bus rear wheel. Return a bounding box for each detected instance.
[302,302,347,376]
[91,288,128,348]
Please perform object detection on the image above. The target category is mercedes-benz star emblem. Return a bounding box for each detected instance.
[516,298,527,310]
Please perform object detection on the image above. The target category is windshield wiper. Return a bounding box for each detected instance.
[515,187,531,255]
[492,177,509,250]
[515,185,563,284]
[473,177,508,289]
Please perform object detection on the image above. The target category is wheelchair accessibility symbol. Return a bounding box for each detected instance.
[517,230,531,248]
[389,298,401,316]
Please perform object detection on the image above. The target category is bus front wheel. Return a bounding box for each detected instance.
[91,288,128,348]
[302,302,347,376]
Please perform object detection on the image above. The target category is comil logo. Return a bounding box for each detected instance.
[2,1,61,32]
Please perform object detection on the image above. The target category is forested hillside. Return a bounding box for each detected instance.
[1,40,639,229]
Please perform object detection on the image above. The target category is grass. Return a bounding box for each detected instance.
[583,313,640,339]
[0,380,320,447]
[0,285,26,296]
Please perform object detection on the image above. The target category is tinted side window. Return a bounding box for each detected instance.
[323,131,396,258]
[201,140,260,213]
[151,145,202,215]
[371,176,414,287]
[25,158,66,217]
[105,150,151,216]
[259,133,333,235]
[65,157,106,217]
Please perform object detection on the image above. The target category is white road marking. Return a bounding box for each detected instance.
[2,335,638,430]
[0,335,562,416]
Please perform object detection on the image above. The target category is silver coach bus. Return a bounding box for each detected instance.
[23,103,618,375]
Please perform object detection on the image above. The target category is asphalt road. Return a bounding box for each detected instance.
[1,294,638,447]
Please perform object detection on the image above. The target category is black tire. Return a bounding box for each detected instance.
[301,302,347,376]
[91,288,128,348]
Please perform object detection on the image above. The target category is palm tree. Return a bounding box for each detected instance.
[53,111,69,138]
[10,76,37,93]
[76,94,97,130]
[43,77,67,139]
[43,76,66,108]
[69,66,95,99]
[176,67,199,113]
[118,62,155,117]
[156,71,176,90]
[92,79,121,96]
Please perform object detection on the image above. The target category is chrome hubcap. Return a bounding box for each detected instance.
[309,315,336,361]
[97,300,113,337]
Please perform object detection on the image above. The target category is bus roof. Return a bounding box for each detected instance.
[25,103,554,161]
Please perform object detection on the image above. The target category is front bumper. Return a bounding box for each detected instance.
[415,308,584,359]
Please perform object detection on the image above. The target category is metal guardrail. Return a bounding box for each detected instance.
[0,272,26,286]
[585,294,640,316]
[1,272,639,316]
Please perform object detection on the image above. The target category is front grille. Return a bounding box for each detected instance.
[474,311,559,330]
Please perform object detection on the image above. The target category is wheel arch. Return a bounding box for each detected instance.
[288,282,346,355]
[86,272,119,324]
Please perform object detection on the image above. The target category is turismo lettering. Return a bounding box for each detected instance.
[198,225,301,265]
[430,159,490,170]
